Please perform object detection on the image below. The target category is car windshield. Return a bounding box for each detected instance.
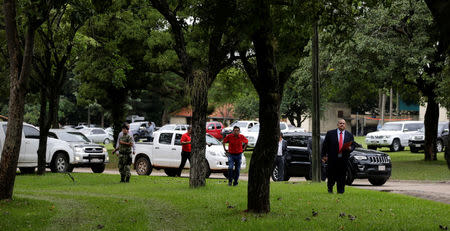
[230,121,248,128]
[380,124,402,131]
[206,134,221,145]
[129,124,141,130]
[248,124,260,132]
[59,132,91,142]
[159,125,176,131]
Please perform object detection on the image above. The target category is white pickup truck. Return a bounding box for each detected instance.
[0,122,75,173]
[133,130,246,177]
[365,121,424,152]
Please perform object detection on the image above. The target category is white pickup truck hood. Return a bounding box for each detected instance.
[366,130,403,137]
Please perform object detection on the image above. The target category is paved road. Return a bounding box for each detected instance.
[74,168,450,204]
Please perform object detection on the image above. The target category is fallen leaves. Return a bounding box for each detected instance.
[97,224,104,229]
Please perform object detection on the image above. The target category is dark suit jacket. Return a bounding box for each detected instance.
[281,139,288,156]
[321,129,355,162]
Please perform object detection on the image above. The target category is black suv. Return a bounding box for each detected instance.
[273,132,392,186]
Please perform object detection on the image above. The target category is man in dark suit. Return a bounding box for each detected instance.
[274,133,288,181]
[321,119,355,194]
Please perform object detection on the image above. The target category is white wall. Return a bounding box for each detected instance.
[419,104,449,122]
[301,103,352,133]
[169,117,187,124]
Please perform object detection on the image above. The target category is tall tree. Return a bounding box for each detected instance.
[0,0,55,200]
[149,0,239,187]
[32,0,93,175]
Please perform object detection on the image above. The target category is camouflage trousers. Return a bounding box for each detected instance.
[118,154,131,177]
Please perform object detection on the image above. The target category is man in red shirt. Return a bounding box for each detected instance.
[223,126,248,186]
[177,126,192,177]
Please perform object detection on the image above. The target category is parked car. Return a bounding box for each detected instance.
[158,124,189,131]
[0,122,75,173]
[241,122,305,148]
[129,121,152,141]
[221,120,259,138]
[206,121,224,140]
[365,121,424,151]
[49,129,109,173]
[408,122,449,153]
[104,127,113,137]
[273,132,392,186]
[132,131,246,178]
[80,128,113,144]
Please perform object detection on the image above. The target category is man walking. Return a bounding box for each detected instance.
[114,124,134,183]
[177,126,191,177]
[115,123,135,155]
[321,119,354,194]
[274,133,288,181]
[223,126,248,186]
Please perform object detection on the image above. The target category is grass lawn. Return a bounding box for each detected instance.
[1,173,449,231]
[354,137,450,181]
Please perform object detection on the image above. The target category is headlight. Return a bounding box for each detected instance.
[74,147,84,153]
[387,156,391,160]
[105,154,109,162]
[103,147,107,153]
[354,156,367,160]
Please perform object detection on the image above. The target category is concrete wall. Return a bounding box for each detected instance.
[169,117,187,124]
[419,104,449,122]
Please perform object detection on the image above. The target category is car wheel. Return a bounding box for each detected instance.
[135,157,152,175]
[436,140,443,153]
[164,168,178,177]
[19,167,35,174]
[103,138,110,144]
[223,171,229,179]
[410,146,419,153]
[345,167,355,186]
[272,165,281,181]
[368,176,389,186]
[51,153,69,173]
[368,145,377,150]
[390,139,401,152]
[91,164,105,173]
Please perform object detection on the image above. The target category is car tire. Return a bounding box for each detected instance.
[91,164,105,173]
[103,138,110,144]
[390,139,401,152]
[368,177,389,186]
[51,153,69,173]
[368,145,377,150]
[164,168,178,177]
[436,140,443,153]
[135,157,152,175]
[410,146,419,153]
[272,165,282,181]
[345,167,355,186]
[19,167,35,174]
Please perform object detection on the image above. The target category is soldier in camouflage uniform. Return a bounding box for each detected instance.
[114,124,134,182]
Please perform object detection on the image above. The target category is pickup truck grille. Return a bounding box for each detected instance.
[84,147,103,153]
[369,156,389,164]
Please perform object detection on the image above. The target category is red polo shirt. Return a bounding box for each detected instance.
[181,132,191,152]
[223,134,248,154]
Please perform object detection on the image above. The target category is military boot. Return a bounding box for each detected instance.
[120,175,125,183]
[125,176,130,183]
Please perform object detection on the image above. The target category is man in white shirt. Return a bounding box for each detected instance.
[274,133,288,181]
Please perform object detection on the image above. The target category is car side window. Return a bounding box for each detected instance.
[280,123,287,130]
[405,124,423,132]
[95,129,105,134]
[23,126,40,139]
[175,126,180,131]
[174,134,182,145]
[159,133,173,145]
[207,124,214,130]
[48,132,57,139]
[216,123,222,129]
[248,123,253,129]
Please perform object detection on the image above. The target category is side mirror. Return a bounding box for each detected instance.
[207,143,212,147]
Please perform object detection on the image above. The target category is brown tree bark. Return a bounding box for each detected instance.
[0,0,42,200]
[424,96,439,161]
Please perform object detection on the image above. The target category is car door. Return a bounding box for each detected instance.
[2,124,28,164]
[22,125,40,164]
[153,132,174,166]
[91,129,105,143]
[173,133,186,167]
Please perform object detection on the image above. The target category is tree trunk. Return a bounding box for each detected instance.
[287,116,295,127]
[381,93,386,125]
[424,96,439,161]
[51,96,60,128]
[0,0,38,200]
[248,94,281,213]
[37,90,49,175]
[188,71,208,187]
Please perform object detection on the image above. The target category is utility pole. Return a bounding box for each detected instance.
[311,9,321,182]
[389,88,393,120]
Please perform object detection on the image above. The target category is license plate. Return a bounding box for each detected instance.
[378,165,385,171]
[415,144,421,147]
[91,159,103,163]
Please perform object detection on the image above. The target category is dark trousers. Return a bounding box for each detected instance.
[275,155,285,181]
[178,151,191,176]
[228,154,242,183]
[327,159,347,193]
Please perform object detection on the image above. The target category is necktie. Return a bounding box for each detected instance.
[339,131,343,153]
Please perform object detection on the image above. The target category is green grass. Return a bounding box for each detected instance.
[1,173,449,231]
[354,137,450,181]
